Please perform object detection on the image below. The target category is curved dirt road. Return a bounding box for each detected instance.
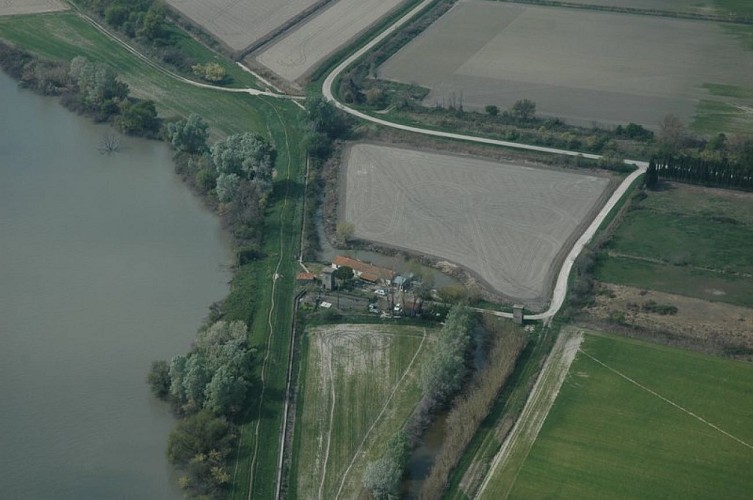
[321,0,647,320]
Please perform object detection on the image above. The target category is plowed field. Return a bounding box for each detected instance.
[342,143,610,305]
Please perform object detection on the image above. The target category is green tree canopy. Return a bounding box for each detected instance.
[168,113,209,154]
[116,99,159,135]
[210,132,275,186]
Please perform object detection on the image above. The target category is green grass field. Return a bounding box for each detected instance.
[491,330,753,499]
[596,184,753,307]
[0,12,268,138]
[289,323,434,499]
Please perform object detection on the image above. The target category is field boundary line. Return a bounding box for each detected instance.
[475,329,583,499]
[579,349,753,452]
[333,328,428,500]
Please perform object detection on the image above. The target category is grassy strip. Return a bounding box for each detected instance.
[692,99,753,135]
[506,330,753,498]
[227,100,306,500]
[0,12,265,138]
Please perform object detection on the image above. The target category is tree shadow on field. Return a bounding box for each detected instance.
[271,179,304,202]
[237,386,286,425]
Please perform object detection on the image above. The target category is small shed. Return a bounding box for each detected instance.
[320,268,335,290]
[513,304,525,325]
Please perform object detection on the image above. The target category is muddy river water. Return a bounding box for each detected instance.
[0,72,233,498]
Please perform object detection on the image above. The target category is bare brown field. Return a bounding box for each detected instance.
[341,143,610,306]
[0,0,68,16]
[587,282,753,352]
[254,0,407,82]
[164,0,322,52]
[378,0,753,128]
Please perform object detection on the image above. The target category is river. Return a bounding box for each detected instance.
[0,72,233,498]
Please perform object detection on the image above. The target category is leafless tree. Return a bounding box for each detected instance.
[98,132,120,154]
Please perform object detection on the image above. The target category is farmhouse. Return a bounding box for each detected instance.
[332,255,395,283]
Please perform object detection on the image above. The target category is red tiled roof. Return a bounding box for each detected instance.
[333,256,395,280]
[359,272,379,283]
[296,272,316,281]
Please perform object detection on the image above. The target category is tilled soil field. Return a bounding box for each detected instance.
[254,0,406,82]
[0,0,68,16]
[164,0,322,52]
[378,0,753,128]
[341,143,610,305]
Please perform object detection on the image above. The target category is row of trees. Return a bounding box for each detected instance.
[647,154,753,191]
[77,0,226,77]
[420,319,527,498]
[148,321,255,497]
[78,0,170,45]
[168,113,276,249]
[362,304,475,499]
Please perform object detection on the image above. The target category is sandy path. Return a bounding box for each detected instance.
[475,329,583,499]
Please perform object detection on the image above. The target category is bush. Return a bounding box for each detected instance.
[363,431,411,499]
[147,360,171,399]
[642,300,678,315]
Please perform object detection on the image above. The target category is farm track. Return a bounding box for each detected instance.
[475,329,583,499]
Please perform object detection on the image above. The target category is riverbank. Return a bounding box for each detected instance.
[0,70,232,499]
[0,11,307,499]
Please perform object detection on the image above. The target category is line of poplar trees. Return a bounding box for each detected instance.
[647,155,753,191]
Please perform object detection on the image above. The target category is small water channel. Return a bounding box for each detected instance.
[402,324,488,498]
[0,72,233,498]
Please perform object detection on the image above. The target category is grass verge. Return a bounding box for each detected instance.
[226,99,306,500]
